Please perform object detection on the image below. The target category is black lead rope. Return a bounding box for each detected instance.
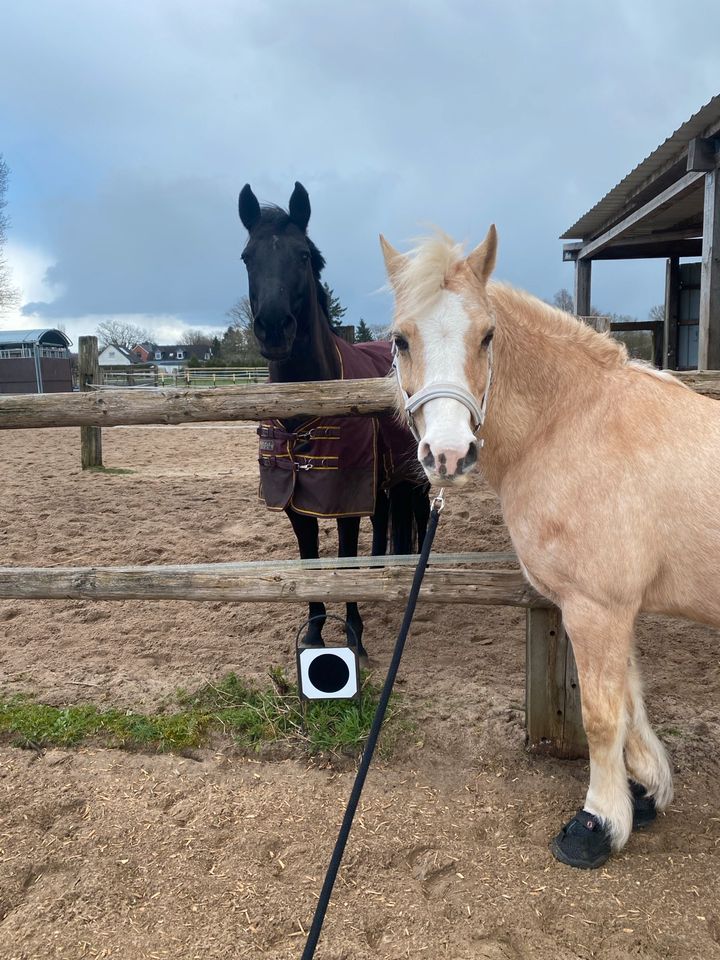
[300,490,445,960]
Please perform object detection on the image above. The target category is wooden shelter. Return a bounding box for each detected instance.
[562,94,720,371]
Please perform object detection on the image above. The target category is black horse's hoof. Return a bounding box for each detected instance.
[550,810,612,869]
[629,779,657,830]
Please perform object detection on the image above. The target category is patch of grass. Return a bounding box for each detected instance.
[0,671,401,758]
[85,466,135,475]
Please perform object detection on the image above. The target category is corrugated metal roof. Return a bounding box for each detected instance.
[0,328,72,347]
[561,93,720,240]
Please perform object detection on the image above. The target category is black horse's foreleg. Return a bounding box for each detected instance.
[389,481,415,554]
[370,488,390,557]
[336,515,367,659]
[286,507,326,646]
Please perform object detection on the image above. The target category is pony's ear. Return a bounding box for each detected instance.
[288,181,311,231]
[239,184,261,232]
[379,235,407,287]
[467,224,498,285]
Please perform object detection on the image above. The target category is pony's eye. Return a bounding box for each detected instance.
[393,335,409,353]
[300,250,310,263]
[481,329,494,349]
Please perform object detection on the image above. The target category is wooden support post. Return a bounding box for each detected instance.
[574,258,592,317]
[78,336,103,469]
[664,256,680,369]
[698,168,720,371]
[526,606,586,758]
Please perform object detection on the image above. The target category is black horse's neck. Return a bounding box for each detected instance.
[269,270,341,385]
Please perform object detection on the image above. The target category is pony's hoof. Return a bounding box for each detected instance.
[550,810,612,869]
[629,779,657,830]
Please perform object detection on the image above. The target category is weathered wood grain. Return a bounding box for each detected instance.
[78,336,103,468]
[0,557,548,607]
[0,378,399,429]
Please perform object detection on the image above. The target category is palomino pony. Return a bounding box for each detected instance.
[238,182,429,659]
[381,226,720,869]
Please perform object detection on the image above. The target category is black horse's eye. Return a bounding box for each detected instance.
[299,250,310,263]
[393,335,409,353]
[481,329,494,349]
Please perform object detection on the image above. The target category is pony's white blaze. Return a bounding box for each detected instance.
[415,291,477,480]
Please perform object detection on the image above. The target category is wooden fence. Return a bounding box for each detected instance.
[3,337,718,758]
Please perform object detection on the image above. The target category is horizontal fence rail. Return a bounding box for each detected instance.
[1,371,718,431]
[0,378,398,430]
[0,554,549,607]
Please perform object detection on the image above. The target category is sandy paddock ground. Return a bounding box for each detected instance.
[0,424,719,960]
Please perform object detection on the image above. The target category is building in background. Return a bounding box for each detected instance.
[0,328,72,393]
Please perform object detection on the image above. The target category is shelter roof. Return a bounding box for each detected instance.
[561,94,720,243]
[0,328,72,348]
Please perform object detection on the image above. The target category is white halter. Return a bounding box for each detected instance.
[392,341,493,444]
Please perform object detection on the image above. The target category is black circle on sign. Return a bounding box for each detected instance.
[308,653,351,694]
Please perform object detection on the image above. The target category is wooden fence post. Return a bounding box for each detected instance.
[526,606,586,758]
[78,336,103,469]
[525,310,607,758]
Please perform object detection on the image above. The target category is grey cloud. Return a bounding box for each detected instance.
[3,0,720,330]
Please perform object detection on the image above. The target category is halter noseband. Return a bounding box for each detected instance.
[392,341,493,444]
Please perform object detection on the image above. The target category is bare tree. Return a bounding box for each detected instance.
[222,296,264,365]
[179,328,214,346]
[649,304,665,324]
[0,155,20,315]
[95,318,152,350]
[552,288,575,313]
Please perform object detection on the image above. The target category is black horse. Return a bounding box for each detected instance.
[238,181,429,658]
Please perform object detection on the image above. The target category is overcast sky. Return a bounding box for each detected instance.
[1,0,719,347]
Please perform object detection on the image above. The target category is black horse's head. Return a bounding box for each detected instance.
[238,181,327,362]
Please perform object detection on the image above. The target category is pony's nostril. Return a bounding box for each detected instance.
[419,442,435,470]
[463,442,478,470]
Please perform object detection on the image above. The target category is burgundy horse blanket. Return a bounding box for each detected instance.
[257,338,420,517]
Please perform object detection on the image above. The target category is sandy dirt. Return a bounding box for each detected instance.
[0,424,719,960]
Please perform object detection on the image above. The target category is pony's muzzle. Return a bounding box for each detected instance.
[419,439,478,480]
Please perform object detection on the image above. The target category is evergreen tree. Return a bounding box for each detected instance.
[322,282,346,328]
[355,318,374,342]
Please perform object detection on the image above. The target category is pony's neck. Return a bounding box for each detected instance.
[270,276,340,384]
[480,285,619,491]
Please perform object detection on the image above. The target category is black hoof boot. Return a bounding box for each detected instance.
[629,779,657,830]
[550,810,612,869]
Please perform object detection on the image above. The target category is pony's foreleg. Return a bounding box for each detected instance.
[286,507,325,646]
[337,516,367,659]
[552,601,636,867]
[624,656,673,811]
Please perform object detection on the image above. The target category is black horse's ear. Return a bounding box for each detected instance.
[288,181,311,232]
[239,184,261,231]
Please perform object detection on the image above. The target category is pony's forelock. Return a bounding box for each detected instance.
[393,231,466,316]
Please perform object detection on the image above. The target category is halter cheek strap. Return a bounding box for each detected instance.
[392,341,493,444]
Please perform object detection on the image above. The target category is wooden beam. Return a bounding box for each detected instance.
[687,137,720,173]
[574,259,592,316]
[575,171,705,261]
[78,337,103,469]
[0,557,550,607]
[0,378,398,430]
[565,237,702,261]
[664,256,680,370]
[698,168,720,370]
